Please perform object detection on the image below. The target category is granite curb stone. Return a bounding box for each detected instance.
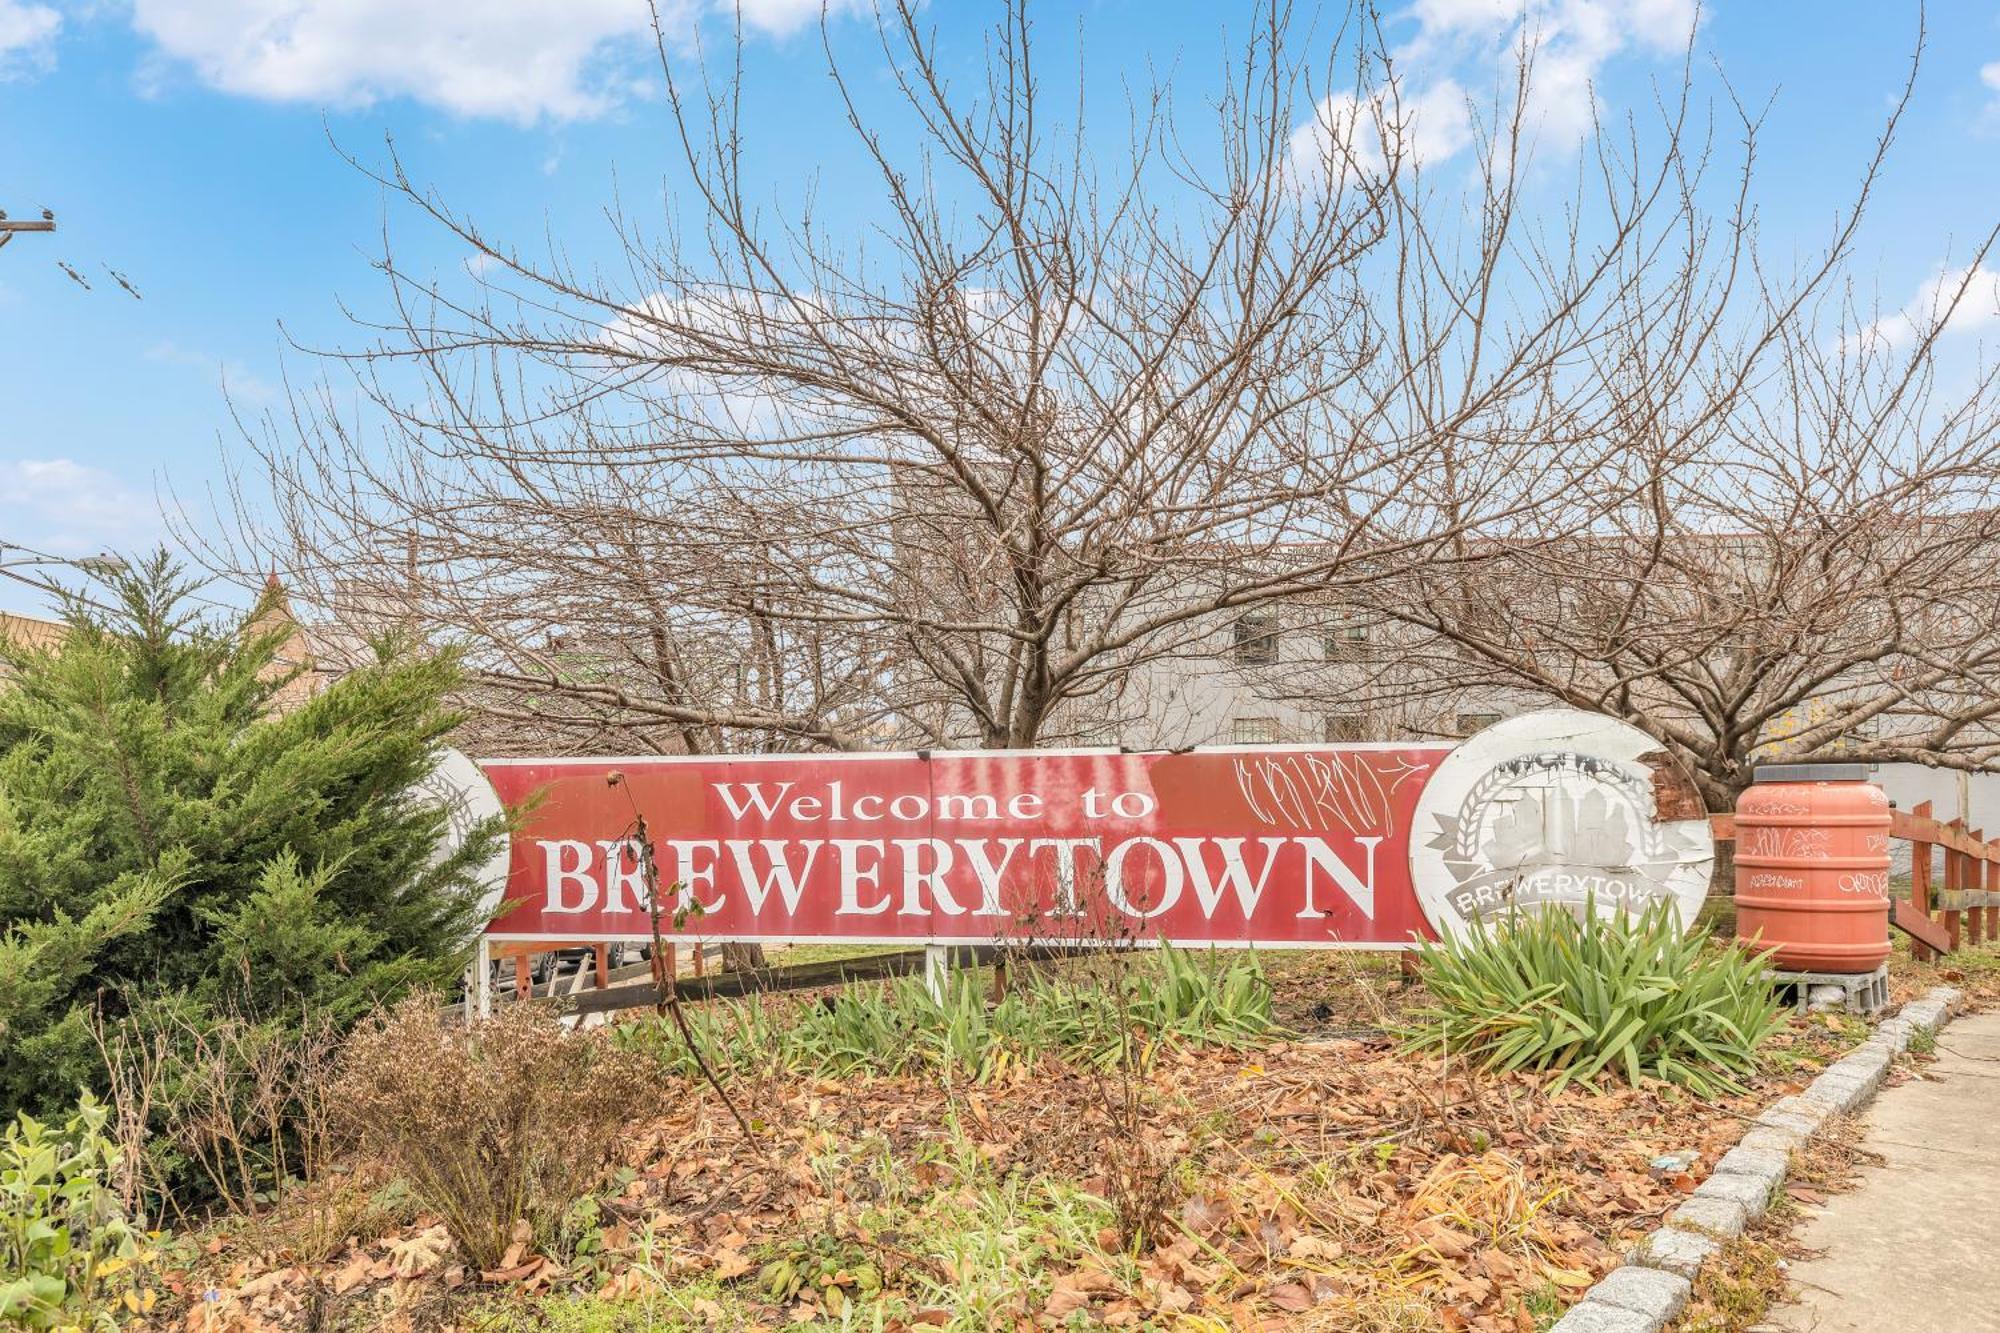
[1628,1224,1719,1279]
[1709,1144,1787,1182]
[1799,1071,1873,1115]
[1664,1195,1748,1239]
[1690,1169,1776,1217]
[1548,1301,1660,1333]
[1593,1264,1692,1314]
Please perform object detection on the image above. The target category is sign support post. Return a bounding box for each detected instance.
[924,944,949,1003]
[475,936,492,1021]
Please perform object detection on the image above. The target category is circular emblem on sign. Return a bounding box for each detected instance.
[406,746,512,928]
[1410,709,1714,938]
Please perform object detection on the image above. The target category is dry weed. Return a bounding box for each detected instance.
[331,994,653,1271]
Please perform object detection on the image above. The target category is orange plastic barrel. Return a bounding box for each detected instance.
[1733,764,1891,973]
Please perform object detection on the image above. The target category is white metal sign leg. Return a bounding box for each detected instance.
[475,937,492,1020]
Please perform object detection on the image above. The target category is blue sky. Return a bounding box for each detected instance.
[3,1,2000,615]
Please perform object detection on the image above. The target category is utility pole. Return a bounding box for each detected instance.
[0,209,55,253]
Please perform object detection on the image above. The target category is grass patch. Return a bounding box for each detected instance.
[765,943,906,969]
[612,944,1277,1082]
[1676,1233,1789,1331]
[757,1125,1133,1329]
[461,1283,753,1332]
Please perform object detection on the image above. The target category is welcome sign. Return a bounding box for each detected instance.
[478,746,1451,947]
[466,710,1717,950]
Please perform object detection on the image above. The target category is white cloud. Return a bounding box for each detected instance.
[1291,0,1697,181]
[124,0,874,123]
[1849,264,2000,351]
[128,0,670,123]
[144,339,281,405]
[1289,78,1472,183]
[0,458,158,559]
[724,0,870,40]
[0,0,59,79]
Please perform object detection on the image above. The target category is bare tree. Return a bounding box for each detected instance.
[200,0,1790,757]
[1346,43,2000,814]
[1370,330,2000,811]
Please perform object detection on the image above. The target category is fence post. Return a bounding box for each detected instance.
[1912,801,1936,962]
[1946,821,1965,953]
[1971,830,1987,947]
[1988,843,1999,943]
[924,944,949,1003]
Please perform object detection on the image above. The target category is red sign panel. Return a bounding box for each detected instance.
[478,746,1451,948]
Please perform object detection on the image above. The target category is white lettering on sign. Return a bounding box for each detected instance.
[1297,836,1381,920]
[726,839,822,916]
[1174,836,1285,919]
[672,840,723,913]
[958,837,1023,917]
[543,840,598,913]
[1104,836,1184,918]
[893,837,964,916]
[832,839,890,915]
[530,832,1384,924]
[597,839,644,914]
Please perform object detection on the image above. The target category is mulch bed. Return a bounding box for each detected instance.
[158,1005,1865,1333]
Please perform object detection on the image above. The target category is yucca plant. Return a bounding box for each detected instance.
[1402,899,1784,1096]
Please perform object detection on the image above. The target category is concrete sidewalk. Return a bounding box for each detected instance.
[1764,1008,2000,1332]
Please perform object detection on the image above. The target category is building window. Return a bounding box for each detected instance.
[1233,611,1279,666]
[1233,716,1281,744]
[1323,714,1364,743]
[1323,620,1369,661]
[1456,712,1502,735]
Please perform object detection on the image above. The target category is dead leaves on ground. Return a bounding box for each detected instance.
[151,1021,1860,1332]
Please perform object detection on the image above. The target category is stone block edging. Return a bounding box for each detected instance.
[1548,985,1964,1332]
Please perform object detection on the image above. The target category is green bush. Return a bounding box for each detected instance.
[1401,901,1783,1096]
[0,553,504,1147]
[0,1095,152,1329]
[613,945,1277,1082]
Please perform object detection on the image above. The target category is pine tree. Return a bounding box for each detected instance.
[0,553,504,1118]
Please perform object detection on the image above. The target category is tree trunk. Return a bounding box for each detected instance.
[1700,834,1738,939]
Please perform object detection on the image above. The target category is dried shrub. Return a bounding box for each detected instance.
[330,995,650,1272]
[269,1163,410,1264]
[95,1003,344,1226]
